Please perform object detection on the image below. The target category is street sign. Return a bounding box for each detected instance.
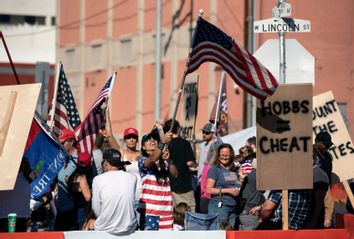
[253,39,315,84]
[254,17,311,33]
[272,2,292,18]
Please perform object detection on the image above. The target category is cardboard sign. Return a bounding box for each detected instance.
[0,84,41,190]
[256,84,313,190]
[313,91,354,182]
[180,73,199,140]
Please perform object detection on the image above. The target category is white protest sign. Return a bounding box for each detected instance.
[313,91,354,182]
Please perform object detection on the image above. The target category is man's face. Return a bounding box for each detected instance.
[315,141,328,154]
[202,130,213,142]
[63,138,75,152]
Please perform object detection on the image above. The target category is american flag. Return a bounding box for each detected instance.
[75,73,116,153]
[185,17,278,100]
[48,63,81,137]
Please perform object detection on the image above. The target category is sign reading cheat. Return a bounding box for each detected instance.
[257,84,313,190]
[313,91,354,182]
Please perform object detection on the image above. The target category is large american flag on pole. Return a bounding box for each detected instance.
[48,63,81,137]
[75,73,117,153]
[185,17,278,100]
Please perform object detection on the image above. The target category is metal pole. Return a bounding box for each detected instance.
[245,0,256,127]
[155,0,162,120]
[214,72,226,130]
[0,32,20,85]
[278,0,286,84]
[279,30,286,83]
[251,0,257,126]
[277,1,288,230]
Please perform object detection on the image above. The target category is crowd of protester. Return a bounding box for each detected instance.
[1,108,354,234]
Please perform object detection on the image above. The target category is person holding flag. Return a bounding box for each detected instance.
[75,72,117,155]
[55,128,78,231]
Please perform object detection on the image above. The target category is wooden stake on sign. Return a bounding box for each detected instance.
[343,180,354,211]
[0,91,17,155]
[282,189,289,230]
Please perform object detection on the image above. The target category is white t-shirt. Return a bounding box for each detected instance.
[198,142,211,181]
[92,170,137,235]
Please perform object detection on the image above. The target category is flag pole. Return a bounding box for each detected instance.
[169,9,204,132]
[0,31,20,85]
[101,72,117,129]
[48,62,61,129]
[213,71,226,133]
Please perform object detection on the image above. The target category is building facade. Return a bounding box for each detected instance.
[56,0,354,139]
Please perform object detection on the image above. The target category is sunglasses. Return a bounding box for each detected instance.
[124,134,138,140]
[202,131,211,135]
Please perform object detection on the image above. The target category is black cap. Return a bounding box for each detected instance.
[315,132,334,149]
[103,149,122,168]
[202,123,216,133]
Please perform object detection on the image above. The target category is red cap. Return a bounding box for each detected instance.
[78,152,91,167]
[59,129,75,143]
[124,127,138,138]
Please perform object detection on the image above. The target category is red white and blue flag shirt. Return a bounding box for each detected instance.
[138,156,173,230]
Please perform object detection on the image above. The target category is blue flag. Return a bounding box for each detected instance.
[24,113,68,199]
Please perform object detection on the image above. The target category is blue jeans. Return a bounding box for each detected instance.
[208,200,236,229]
[76,206,88,229]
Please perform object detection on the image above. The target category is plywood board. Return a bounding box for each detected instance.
[180,73,199,140]
[0,83,41,190]
[257,84,313,190]
[313,91,354,182]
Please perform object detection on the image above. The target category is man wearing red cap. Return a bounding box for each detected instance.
[55,129,78,231]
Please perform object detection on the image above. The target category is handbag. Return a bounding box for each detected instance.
[184,212,218,230]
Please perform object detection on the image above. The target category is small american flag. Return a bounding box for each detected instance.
[186,17,278,100]
[75,73,117,153]
[48,63,81,137]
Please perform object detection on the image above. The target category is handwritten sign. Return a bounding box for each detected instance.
[257,84,313,190]
[180,74,199,140]
[313,91,354,182]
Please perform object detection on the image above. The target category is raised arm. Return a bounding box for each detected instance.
[103,106,121,152]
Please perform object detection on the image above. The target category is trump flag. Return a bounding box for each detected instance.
[24,112,68,199]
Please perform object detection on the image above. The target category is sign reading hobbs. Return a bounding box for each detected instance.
[257,84,313,190]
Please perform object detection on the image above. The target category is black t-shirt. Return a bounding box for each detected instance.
[168,137,196,193]
[240,169,265,213]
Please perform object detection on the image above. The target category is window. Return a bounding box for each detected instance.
[91,43,103,68]
[0,14,46,25]
[0,15,11,23]
[25,16,36,25]
[51,17,56,26]
[120,38,132,64]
